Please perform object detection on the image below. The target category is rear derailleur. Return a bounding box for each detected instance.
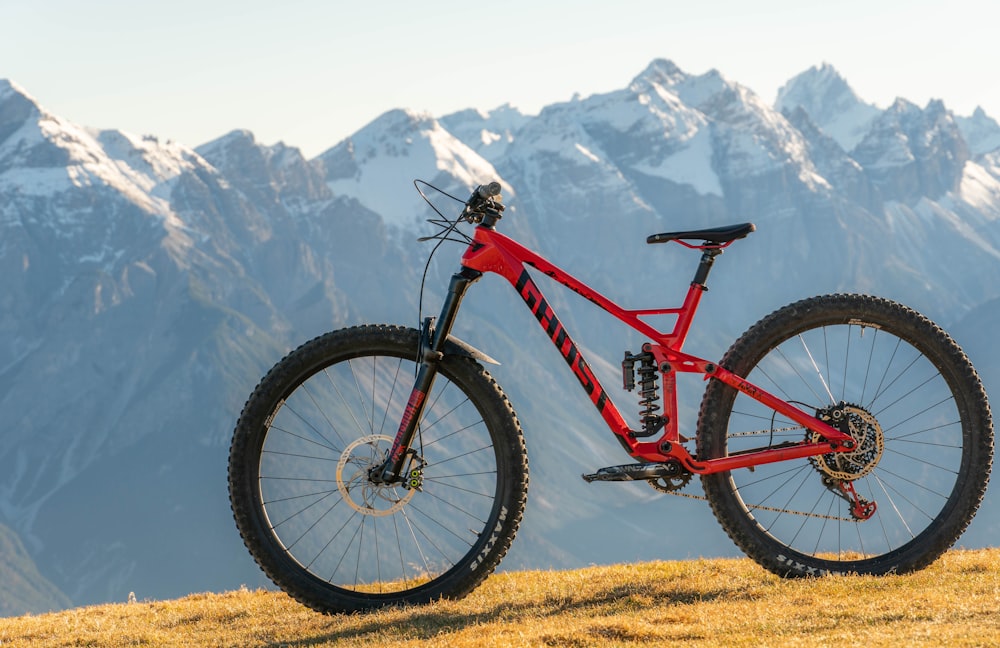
[822,476,877,521]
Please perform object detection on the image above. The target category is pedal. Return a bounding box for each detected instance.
[582,462,681,483]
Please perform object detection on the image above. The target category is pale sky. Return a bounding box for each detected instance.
[2,0,998,157]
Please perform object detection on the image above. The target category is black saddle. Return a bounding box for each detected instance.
[647,222,755,245]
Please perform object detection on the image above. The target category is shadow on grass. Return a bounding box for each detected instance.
[267,581,737,646]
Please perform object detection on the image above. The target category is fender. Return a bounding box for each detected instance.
[421,316,500,366]
[444,334,500,365]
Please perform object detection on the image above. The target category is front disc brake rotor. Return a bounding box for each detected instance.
[336,434,416,516]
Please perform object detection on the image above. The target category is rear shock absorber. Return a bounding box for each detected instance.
[622,350,666,438]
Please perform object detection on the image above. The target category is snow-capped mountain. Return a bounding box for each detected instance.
[316,109,506,229]
[775,63,880,152]
[3,59,1000,615]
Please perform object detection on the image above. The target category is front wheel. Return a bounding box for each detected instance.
[698,294,992,577]
[228,325,528,613]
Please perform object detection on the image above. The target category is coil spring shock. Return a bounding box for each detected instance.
[622,350,666,438]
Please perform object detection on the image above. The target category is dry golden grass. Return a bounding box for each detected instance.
[2,548,999,647]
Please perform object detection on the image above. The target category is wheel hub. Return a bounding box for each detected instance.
[336,435,415,516]
[811,403,884,480]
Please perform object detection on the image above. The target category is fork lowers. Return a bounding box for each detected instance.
[622,350,666,437]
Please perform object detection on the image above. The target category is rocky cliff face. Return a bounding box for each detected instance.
[851,98,970,203]
[3,58,1000,613]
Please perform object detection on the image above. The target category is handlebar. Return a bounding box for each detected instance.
[463,181,505,226]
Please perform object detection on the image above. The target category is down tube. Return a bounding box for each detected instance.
[510,268,632,438]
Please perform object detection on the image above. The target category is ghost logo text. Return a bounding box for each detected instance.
[515,269,608,413]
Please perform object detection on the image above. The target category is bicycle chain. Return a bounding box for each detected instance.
[656,488,858,522]
[727,425,805,438]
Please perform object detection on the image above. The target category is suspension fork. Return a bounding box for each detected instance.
[374,266,483,483]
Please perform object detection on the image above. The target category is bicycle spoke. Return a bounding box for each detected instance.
[888,419,961,442]
[347,359,375,434]
[326,512,364,581]
[422,479,495,499]
[788,483,830,546]
[324,367,370,438]
[868,352,922,411]
[269,489,339,529]
[264,487,338,506]
[268,423,342,455]
[280,399,344,453]
[865,337,903,411]
[775,345,828,406]
[859,327,879,405]
[420,487,490,526]
[399,506,433,577]
[884,447,959,473]
[297,380,349,450]
[420,396,473,437]
[871,474,919,536]
[431,444,496,467]
[422,420,485,449]
[840,325,852,403]
[798,331,836,404]
[377,357,405,436]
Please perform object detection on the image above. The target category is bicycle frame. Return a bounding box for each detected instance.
[383,221,856,481]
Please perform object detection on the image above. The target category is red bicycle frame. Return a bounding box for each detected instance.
[381,220,856,483]
[458,225,856,475]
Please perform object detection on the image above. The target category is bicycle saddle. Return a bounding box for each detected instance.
[647,222,755,245]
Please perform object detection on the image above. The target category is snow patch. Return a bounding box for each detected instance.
[959,161,1000,214]
[480,129,502,146]
[631,128,722,196]
[575,143,601,163]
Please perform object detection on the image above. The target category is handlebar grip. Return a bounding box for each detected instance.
[476,182,502,199]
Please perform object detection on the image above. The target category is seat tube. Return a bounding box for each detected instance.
[378,266,483,482]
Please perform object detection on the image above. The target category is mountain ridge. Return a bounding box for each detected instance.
[2,58,1000,615]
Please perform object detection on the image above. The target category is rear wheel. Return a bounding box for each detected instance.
[229,325,528,612]
[698,294,992,576]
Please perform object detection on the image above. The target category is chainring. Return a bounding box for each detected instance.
[649,471,693,493]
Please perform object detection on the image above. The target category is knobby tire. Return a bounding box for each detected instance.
[697,294,992,577]
[228,325,528,613]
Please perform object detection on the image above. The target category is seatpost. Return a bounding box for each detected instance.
[692,247,723,289]
[376,265,482,483]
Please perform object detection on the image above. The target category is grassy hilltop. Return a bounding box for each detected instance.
[1,548,998,647]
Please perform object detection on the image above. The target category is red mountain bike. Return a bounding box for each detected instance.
[229,182,993,613]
